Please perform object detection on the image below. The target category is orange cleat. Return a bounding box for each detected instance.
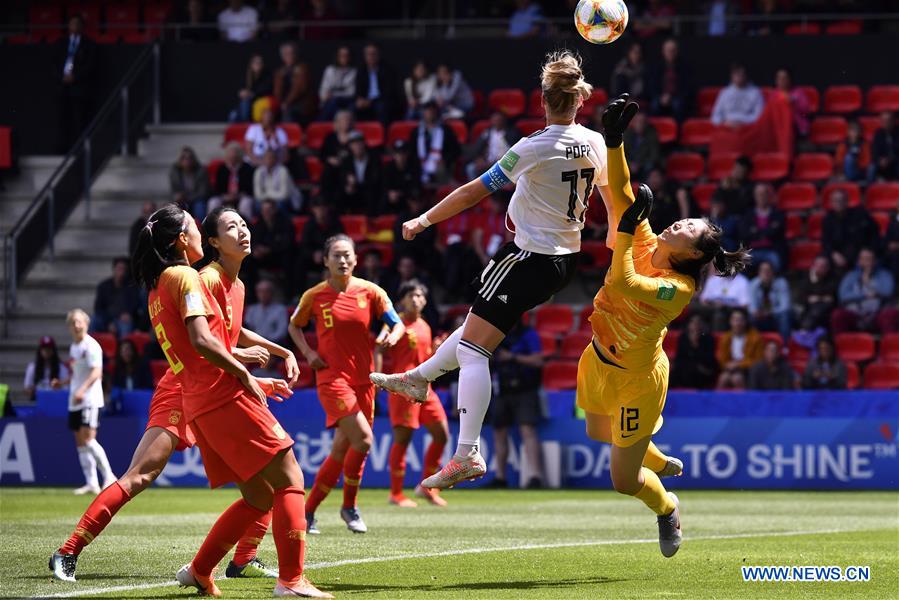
[388,494,418,508]
[414,484,448,507]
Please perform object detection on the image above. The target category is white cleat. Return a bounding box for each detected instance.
[657,456,684,478]
[176,563,221,597]
[420,451,486,490]
[48,552,78,582]
[657,492,682,558]
[274,577,334,598]
[73,484,100,495]
[340,507,368,533]
[370,371,428,404]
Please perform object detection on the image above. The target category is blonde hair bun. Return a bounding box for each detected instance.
[540,51,593,118]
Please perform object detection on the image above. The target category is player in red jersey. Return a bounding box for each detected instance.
[288,234,405,535]
[374,280,449,508]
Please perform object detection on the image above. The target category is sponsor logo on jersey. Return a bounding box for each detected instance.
[657,282,677,301]
[499,150,520,171]
[184,291,204,312]
[497,294,509,303]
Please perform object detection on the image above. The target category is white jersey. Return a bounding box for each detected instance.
[68,335,105,410]
[482,123,608,255]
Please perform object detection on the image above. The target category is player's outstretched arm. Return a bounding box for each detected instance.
[402,177,492,240]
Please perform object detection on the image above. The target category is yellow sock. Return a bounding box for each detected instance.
[643,442,668,473]
[634,467,675,515]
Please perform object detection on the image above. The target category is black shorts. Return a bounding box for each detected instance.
[68,406,100,431]
[471,242,578,334]
[492,390,542,428]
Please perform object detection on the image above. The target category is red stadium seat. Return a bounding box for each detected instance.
[665,152,704,182]
[535,304,573,335]
[750,153,790,181]
[707,153,738,181]
[539,331,559,358]
[662,330,680,360]
[488,89,526,118]
[792,153,833,182]
[470,89,486,119]
[692,183,717,213]
[527,88,544,118]
[788,242,821,270]
[223,123,250,145]
[823,85,862,114]
[92,332,117,359]
[872,211,890,236]
[123,331,152,356]
[578,89,609,117]
[578,305,593,331]
[865,183,899,211]
[579,241,611,270]
[559,331,593,360]
[863,362,899,390]
[355,121,384,146]
[821,182,861,209]
[777,182,817,211]
[292,216,309,241]
[880,333,899,363]
[386,120,417,146]
[105,2,141,39]
[825,20,862,35]
[846,362,860,389]
[339,215,367,243]
[784,22,821,35]
[282,123,302,148]
[304,156,322,183]
[806,212,824,239]
[866,85,899,113]
[797,86,820,113]
[679,118,714,146]
[760,332,783,349]
[206,159,223,186]
[859,116,880,141]
[697,87,721,118]
[785,213,804,238]
[809,116,848,145]
[834,332,876,363]
[358,242,393,266]
[542,361,578,390]
[787,338,811,363]
[370,214,396,233]
[144,2,172,37]
[0,127,11,170]
[648,117,677,144]
[469,119,490,143]
[446,120,468,144]
[29,4,64,42]
[66,3,101,35]
[516,118,546,137]
[304,122,333,150]
[150,360,169,385]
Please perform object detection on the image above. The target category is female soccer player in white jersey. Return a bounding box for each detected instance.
[372,51,613,488]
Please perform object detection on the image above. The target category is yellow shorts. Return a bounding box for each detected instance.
[575,342,668,448]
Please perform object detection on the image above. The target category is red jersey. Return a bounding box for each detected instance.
[383,315,434,374]
[148,265,243,421]
[290,276,392,386]
[199,262,245,347]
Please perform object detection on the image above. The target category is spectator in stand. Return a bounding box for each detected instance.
[472,194,511,267]
[437,208,483,303]
[319,46,356,121]
[92,257,141,338]
[739,183,786,272]
[712,155,753,215]
[835,121,871,182]
[248,199,296,286]
[404,60,437,120]
[379,256,439,327]
[587,104,604,133]
[394,194,440,276]
[748,340,796,390]
[831,248,898,333]
[23,336,69,401]
[254,149,301,214]
[795,255,839,328]
[705,0,739,36]
[208,142,255,217]
[273,42,316,124]
[320,109,355,193]
[297,197,344,289]
[507,0,544,38]
[822,188,880,271]
[169,146,209,217]
[411,101,461,186]
[358,249,384,287]
[801,337,848,390]
[229,54,273,122]
[868,111,899,182]
[337,130,383,214]
[746,0,784,36]
[465,111,519,181]
[773,67,810,137]
[177,0,216,42]
[244,108,288,166]
[355,44,399,124]
[648,38,694,122]
[263,0,299,41]
[708,196,741,251]
[434,63,475,120]
[790,313,827,363]
[884,199,899,282]
[382,140,421,215]
[716,308,763,390]
[646,168,692,233]
[748,260,791,341]
[301,0,346,40]
[111,339,153,391]
[217,0,258,42]
[698,270,751,331]
[244,279,289,345]
[671,314,718,389]
[622,112,660,180]
[610,42,646,100]
[711,64,764,128]
[632,0,675,39]
[128,201,156,256]
[55,13,96,154]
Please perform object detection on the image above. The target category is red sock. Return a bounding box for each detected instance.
[389,442,408,496]
[232,509,272,566]
[424,437,446,478]
[272,486,306,585]
[59,482,131,555]
[192,499,266,577]
[342,448,368,509]
[305,455,342,514]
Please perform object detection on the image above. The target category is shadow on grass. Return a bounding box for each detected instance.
[326,575,627,594]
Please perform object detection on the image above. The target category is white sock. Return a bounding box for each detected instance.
[87,438,115,482]
[454,339,493,454]
[77,446,99,487]
[413,326,463,382]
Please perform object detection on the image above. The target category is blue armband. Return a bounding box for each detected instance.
[480,162,512,193]
[381,305,402,328]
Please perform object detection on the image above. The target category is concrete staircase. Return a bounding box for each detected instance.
[0,124,227,403]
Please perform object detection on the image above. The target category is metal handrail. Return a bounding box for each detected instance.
[2,43,160,337]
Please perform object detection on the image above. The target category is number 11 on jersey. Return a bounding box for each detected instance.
[562,167,595,222]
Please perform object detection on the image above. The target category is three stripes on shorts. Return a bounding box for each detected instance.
[478,249,531,302]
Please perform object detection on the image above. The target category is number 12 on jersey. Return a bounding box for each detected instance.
[562,168,595,222]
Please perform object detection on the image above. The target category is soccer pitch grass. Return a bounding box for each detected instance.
[1,488,896,599]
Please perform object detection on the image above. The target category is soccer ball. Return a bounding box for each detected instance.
[574,0,629,45]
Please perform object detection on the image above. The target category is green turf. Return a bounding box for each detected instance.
[1,488,896,599]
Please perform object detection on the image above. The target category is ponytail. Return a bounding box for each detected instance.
[540,51,593,120]
[669,219,751,286]
[131,204,191,290]
[712,247,752,278]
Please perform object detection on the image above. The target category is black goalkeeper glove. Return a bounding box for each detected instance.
[617,184,654,235]
[602,93,639,148]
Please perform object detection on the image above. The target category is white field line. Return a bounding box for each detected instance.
[35,527,879,599]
